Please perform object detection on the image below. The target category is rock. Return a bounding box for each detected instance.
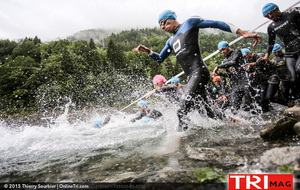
[185,145,244,167]
[260,146,300,169]
[131,171,158,183]
[283,106,300,121]
[294,122,300,137]
[101,172,136,182]
[260,115,298,141]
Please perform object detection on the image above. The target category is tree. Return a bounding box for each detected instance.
[106,38,126,71]
[12,38,41,63]
[0,39,18,64]
[89,38,96,49]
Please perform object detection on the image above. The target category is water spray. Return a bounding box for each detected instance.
[118,1,300,113]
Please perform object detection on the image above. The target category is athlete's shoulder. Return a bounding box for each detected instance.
[285,7,300,14]
[232,49,243,59]
[165,37,173,46]
[185,16,204,25]
[233,49,242,54]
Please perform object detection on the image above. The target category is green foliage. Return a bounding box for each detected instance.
[279,165,293,174]
[0,28,270,115]
[193,167,226,183]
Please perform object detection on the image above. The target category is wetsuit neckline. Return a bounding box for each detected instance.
[225,50,233,58]
[173,24,181,34]
[274,13,283,22]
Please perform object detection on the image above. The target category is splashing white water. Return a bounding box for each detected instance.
[0,102,270,177]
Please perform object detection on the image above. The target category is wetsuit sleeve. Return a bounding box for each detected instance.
[131,113,146,122]
[102,115,111,126]
[217,50,241,68]
[149,109,163,119]
[266,26,276,55]
[192,17,238,33]
[156,85,177,93]
[149,39,172,63]
[218,72,231,78]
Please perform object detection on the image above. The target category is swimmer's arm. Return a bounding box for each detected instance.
[148,40,172,63]
[217,60,235,68]
[102,115,111,126]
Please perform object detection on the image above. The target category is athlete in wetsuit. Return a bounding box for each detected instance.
[240,48,277,112]
[92,115,111,128]
[131,101,163,123]
[260,3,300,99]
[147,76,184,106]
[133,10,261,131]
[212,42,254,113]
[270,44,291,105]
[241,49,265,89]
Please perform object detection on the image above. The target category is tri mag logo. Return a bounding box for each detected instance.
[228,174,293,190]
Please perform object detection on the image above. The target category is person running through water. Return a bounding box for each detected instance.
[210,76,231,111]
[259,3,300,100]
[212,41,255,114]
[270,44,291,106]
[132,10,261,131]
[131,101,163,123]
[240,48,265,90]
[241,48,277,113]
[147,75,183,106]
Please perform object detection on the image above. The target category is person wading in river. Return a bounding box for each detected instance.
[259,3,300,101]
[133,10,260,131]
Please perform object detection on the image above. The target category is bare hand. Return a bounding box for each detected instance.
[132,44,151,55]
[211,67,219,77]
[146,89,156,98]
[216,95,228,102]
[237,29,262,47]
[244,33,262,47]
[242,62,256,70]
[257,54,269,64]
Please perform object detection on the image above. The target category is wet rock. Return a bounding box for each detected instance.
[260,115,298,141]
[294,122,300,137]
[131,171,157,183]
[284,106,300,121]
[185,145,244,167]
[101,172,136,182]
[260,146,300,169]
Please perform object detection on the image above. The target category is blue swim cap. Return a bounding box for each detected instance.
[218,41,229,50]
[241,48,251,57]
[170,76,180,83]
[137,100,147,108]
[272,44,282,52]
[262,3,279,16]
[158,10,177,24]
[142,117,152,123]
[93,120,102,127]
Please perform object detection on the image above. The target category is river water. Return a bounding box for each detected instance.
[0,102,299,183]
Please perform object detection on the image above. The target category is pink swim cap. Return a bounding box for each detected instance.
[153,75,167,85]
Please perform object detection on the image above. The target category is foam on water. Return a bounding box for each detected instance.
[0,103,271,177]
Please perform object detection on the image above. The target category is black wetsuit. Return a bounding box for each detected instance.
[270,53,290,103]
[217,49,253,112]
[155,84,183,106]
[131,109,163,122]
[210,78,232,111]
[255,57,278,112]
[266,7,300,98]
[245,53,265,88]
[149,16,239,129]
